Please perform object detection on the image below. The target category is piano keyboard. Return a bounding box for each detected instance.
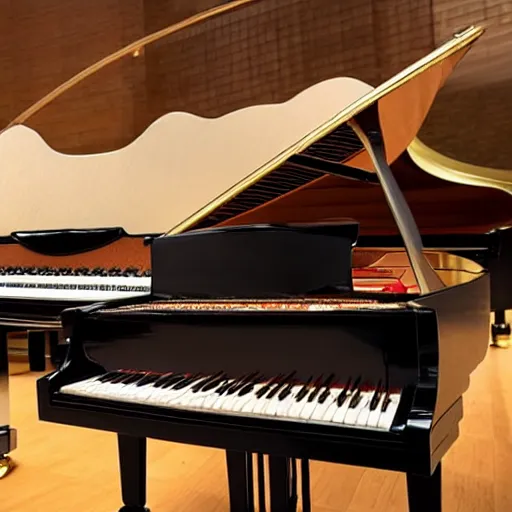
[0,266,151,301]
[59,371,401,431]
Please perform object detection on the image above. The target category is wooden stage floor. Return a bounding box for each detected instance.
[2,341,512,511]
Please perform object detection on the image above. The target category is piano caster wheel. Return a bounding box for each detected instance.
[491,322,511,348]
[118,507,150,512]
[0,456,14,479]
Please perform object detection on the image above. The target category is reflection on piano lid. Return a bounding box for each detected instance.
[38,25,494,512]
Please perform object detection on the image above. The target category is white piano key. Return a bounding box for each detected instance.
[219,386,249,412]
[260,385,292,416]
[141,374,175,401]
[182,379,225,410]
[173,377,213,406]
[251,389,275,415]
[230,384,266,413]
[354,392,374,426]
[209,381,241,410]
[274,386,303,418]
[366,393,384,428]
[286,393,312,420]
[0,273,151,301]
[331,393,353,425]
[239,385,273,414]
[316,389,345,423]
[377,393,401,430]
[344,394,370,426]
[309,389,341,422]
[298,396,320,420]
[60,375,101,394]
[161,379,205,406]
[202,380,233,409]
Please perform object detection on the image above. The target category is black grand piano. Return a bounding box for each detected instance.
[35,26,500,511]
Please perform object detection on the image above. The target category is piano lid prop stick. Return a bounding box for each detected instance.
[348,115,445,294]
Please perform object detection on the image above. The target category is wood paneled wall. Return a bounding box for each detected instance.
[0,0,510,169]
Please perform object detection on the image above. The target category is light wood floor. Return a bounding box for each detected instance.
[2,342,512,511]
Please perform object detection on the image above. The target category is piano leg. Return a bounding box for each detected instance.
[268,456,297,512]
[28,331,47,372]
[226,450,254,512]
[48,331,61,366]
[406,462,442,512]
[117,434,149,512]
[300,459,311,512]
[492,310,511,347]
[0,328,16,479]
[256,453,266,512]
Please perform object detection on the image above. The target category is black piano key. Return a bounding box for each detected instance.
[318,374,336,404]
[192,371,224,393]
[97,371,121,382]
[109,372,133,384]
[277,377,298,401]
[216,373,249,395]
[307,375,325,402]
[158,373,187,389]
[255,374,284,399]
[172,373,204,390]
[151,372,174,387]
[123,266,140,277]
[348,379,364,409]
[381,391,392,412]
[121,372,146,386]
[136,373,161,387]
[222,372,255,395]
[336,377,353,407]
[236,374,265,396]
[201,373,229,392]
[295,376,314,402]
[226,371,260,395]
[215,378,237,396]
[370,380,383,411]
[266,371,296,399]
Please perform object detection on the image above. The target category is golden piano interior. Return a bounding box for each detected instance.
[1,1,512,511]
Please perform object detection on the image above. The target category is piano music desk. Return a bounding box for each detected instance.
[2,320,511,512]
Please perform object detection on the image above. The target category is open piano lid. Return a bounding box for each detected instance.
[165,25,485,237]
[1,15,493,241]
[153,25,484,296]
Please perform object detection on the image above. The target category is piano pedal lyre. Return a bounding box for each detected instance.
[0,455,14,479]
